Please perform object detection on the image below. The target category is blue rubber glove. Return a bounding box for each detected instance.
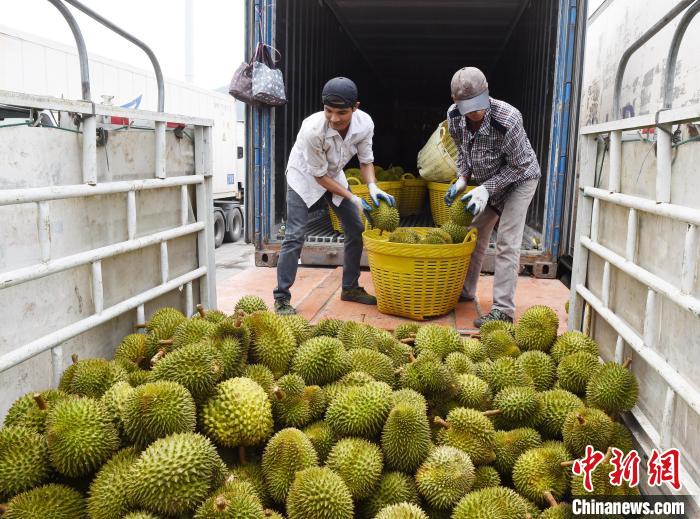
[444,176,468,207]
[461,185,490,216]
[368,182,396,207]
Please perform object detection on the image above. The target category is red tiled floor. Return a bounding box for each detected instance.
[217,266,570,333]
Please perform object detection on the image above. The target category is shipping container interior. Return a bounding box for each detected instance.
[264,0,560,254]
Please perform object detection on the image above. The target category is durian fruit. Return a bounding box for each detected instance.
[323,371,376,404]
[556,352,601,395]
[45,398,119,478]
[394,323,420,341]
[286,466,354,519]
[114,333,148,369]
[550,331,598,363]
[3,389,70,434]
[461,338,488,362]
[434,407,496,466]
[271,374,314,428]
[445,352,476,375]
[302,420,336,463]
[369,200,400,234]
[243,364,276,394]
[399,352,456,397]
[348,348,395,385]
[1,483,86,518]
[391,388,428,413]
[482,329,521,360]
[540,503,574,519]
[200,377,273,448]
[325,381,393,438]
[122,513,161,519]
[127,369,152,387]
[326,438,383,500]
[388,228,421,244]
[234,295,268,314]
[420,228,453,244]
[0,426,51,500]
[223,464,269,505]
[261,428,318,504]
[212,314,252,355]
[492,427,542,477]
[585,359,638,414]
[283,314,313,345]
[127,432,226,516]
[381,402,431,473]
[487,386,541,429]
[374,329,414,367]
[514,305,559,352]
[193,479,264,519]
[192,304,229,324]
[441,221,468,244]
[516,350,557,391]
[374,503,428,519]
[248,311,297,377]
[86,447,139,519]
[448,197,473,226]
[171,318,217,350]
[570,456,640,497]
[206,336,246,379]
[479,320,516,339]
[122,381,197,447]
[471,465,501,490]
[562,408,614,458]
[291,336,349,386]
[357,472,419,519]
[414,324,462,360]
[512,442,572,506]
[452,486,528,519]
[454,374,492,411]
[100,381,134,432]
[534,389,584,439]
[345,167,361,178]
[60,358,128,398]
[415,445,475,510]
[609,421,635,454]
[473,360,493,381]
[312,318,344,338]
[142,307,187,358]
[151,340,224,403]
[337,321,375,350]
[487,357,534,394]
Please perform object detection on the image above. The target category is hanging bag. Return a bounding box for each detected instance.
[228,43,262,105]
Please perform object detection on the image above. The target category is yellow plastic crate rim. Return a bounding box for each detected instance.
[363,227,478,320]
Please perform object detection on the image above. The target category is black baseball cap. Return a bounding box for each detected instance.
[321,77,358,108]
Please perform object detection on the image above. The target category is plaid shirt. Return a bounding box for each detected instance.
[447,97,540,210]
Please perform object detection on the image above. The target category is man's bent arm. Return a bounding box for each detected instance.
[315,175,354,199]
[359,163,377,185]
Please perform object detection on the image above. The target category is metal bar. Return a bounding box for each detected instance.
[584,187,700,226]
[180,185,189,226]
[160,242,169,284]
[51,346,63,388]
[127,191,136,240]
[656,124,672,203]
[0,222,204,290]
[185,282,193,317]
[581,103,700,134]
[660,388,677,451]
[155,121,167,179]
[576,284,700,414]
[195,182,210,308]
[581,236,700,316]
[0,267,207,373]
[643,289,659,347]
[194,125,217,309]
[614,336,625,364]
[91,260,103,313]
[46,0,91,100]
[136,304,145,332]
[663,0,700,108]
[37,201,51,262]
[609,130,622,192]
[626,208,638,262]
[612,0,694,116]
[590,197,600,242]
[602,261,611,308]
[0,175,203,206]
[82,114,97,185]
[682,224,698,294]
[62,0,165,112]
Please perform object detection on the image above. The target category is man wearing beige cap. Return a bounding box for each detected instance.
[444,66,540,327]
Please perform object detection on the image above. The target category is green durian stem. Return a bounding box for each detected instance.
[71,353,79,364]
[239,446,247,465]
[407,352,417,363]
[576,413,586,425]
[603,446,613,464]
[234,311,245,327]
[150,349,166,366]
[134,323,147,329]
[543,491,558,508]
[273,387,285,400]
[158,339,174,346]
[0,504,7,514]
[197,304,207,318]
[33,393,47,410]
[394,367,404,376]
[215,496,229,511]
[400,337,415,345]
[434,416,450,429]
[483,409,502,417]
[622,357,632,370]
[560,460,576,468]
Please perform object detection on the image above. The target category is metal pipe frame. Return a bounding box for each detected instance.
[61,0,165,112]
[663,0,700,109]
[46,0,90,101]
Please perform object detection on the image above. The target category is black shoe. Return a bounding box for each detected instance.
[474,308,513,328]
[274,299,297,315]
[340,286,377,305]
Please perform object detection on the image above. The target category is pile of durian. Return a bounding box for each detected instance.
[345,166,409,183]
[0,300,641,518]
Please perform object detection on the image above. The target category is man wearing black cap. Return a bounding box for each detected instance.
[272,77,395,315]
[444,66,541,327]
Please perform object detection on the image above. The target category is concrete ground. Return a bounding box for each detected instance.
[214,241,256,284]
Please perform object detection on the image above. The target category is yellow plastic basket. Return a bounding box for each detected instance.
[398,173,427,217]
[329,180,403,234]
[363,227,478,320]
[417,120,460,182]
[427,182,476,227]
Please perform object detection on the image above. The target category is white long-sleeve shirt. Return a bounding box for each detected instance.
[286,109,375,208]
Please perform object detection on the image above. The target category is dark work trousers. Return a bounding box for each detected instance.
[273,187,363,302]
